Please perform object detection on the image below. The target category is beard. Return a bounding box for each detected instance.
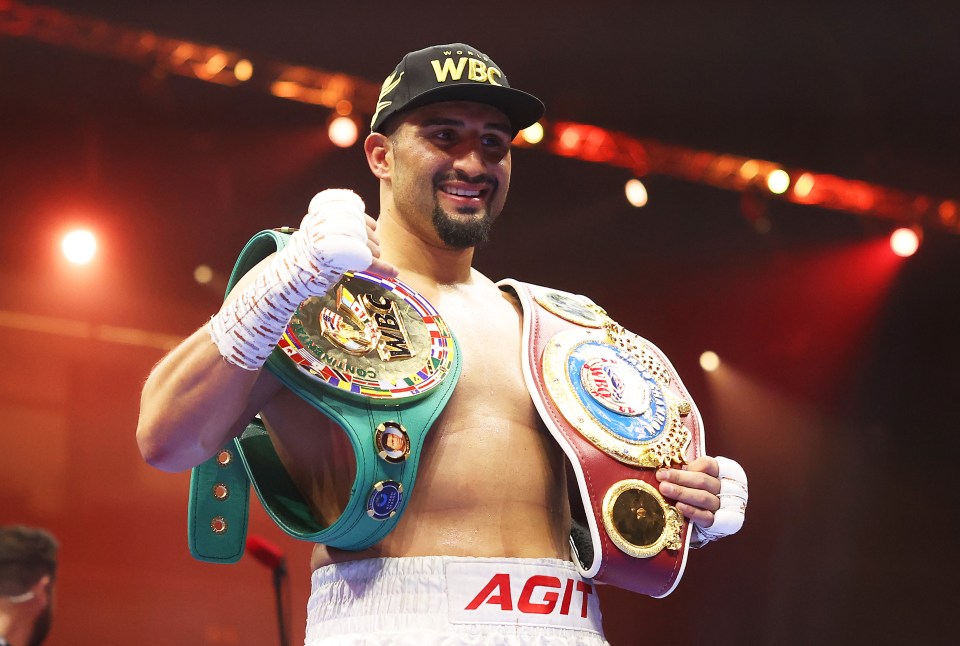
[431,203,495,248]
[28,602,53,646]
[428,168,505,249]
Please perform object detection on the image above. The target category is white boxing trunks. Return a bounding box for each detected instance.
[305,556,608,645]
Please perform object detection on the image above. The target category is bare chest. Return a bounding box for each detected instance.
[431,287,535,426]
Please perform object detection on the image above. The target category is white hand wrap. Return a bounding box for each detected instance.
[207,189,373,370]
[692,456,748,546]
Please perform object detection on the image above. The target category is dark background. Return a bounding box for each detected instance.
[1,2,957,644]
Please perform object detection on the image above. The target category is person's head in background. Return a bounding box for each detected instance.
[0,526,59,646]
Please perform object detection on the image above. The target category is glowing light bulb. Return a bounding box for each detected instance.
[766,169,790,195]
[558,127,581,152]
[938,200,957,227]
[738,160,760,181]
[699,351,720,372]
[328,116,358,148]
[62,229,97,265]
[194,264,214,284]
[889,227,920,257]
[625,179,648,207]
[233,59,253,82]
[521,122,544,145]
[204,53,228,77]
[793,173,815,199]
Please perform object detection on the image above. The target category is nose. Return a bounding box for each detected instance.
[451,145,487,178]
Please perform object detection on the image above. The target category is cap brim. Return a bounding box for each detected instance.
[381,84,545,134]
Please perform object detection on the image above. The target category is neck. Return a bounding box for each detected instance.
[377,209,477,286]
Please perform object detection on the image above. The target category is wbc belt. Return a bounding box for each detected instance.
[498,279,704,597]
[188,229,461,563]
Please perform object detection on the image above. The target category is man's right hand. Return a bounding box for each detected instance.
[299,189,397,286]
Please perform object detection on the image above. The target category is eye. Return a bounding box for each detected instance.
[481,133,510,152]
[428,129,457,144]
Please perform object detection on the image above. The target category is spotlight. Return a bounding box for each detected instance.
[61,229,97,265]
[738,160,760,181]
[327,115,358,148]
[938,200,957,228]
[520,122,544,145]
[793,172,815,200]
[194,264,214,284]
[233,59,253,82]
[699,351,720,372]
[557,125,582,154]
[766,169,790,195]
[889,227,920,258]
[625,179,648,207]
[203,52,228,77]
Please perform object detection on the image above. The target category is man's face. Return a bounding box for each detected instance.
[385,432,402,451]
[387,101,513,248]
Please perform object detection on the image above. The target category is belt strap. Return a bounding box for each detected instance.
[187,433,251,563]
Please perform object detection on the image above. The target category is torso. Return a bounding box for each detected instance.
[259,272,572,571]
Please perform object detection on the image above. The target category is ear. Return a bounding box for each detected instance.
[33,575,51,606]
[364,132,391,180]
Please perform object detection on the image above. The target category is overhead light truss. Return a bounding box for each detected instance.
[2,0,956,235]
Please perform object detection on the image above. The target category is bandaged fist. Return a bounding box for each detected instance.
[300,189,374,278]
[299,189,397,282]
[208,189,393,371]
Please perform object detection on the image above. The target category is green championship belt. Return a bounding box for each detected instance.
[188,229,461,562]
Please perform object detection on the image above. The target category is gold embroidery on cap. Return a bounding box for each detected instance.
[371,71,404,128]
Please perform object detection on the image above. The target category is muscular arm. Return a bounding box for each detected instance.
[136,265,283,472]
[136,189,396,473]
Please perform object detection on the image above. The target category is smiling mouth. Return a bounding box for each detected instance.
[439,184,490,201]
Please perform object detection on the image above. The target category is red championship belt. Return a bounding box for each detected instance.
[499,280,705,597]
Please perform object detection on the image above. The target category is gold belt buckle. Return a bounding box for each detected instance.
[541,325,692,468]
[278,271,456,401]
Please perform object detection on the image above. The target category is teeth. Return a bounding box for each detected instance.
[444,187,482,197]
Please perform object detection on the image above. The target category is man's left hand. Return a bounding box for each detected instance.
[655,456,748,542]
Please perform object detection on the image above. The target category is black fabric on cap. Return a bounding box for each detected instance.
[370,43,545,135]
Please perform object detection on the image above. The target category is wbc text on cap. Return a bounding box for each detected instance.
[370,43,545,135]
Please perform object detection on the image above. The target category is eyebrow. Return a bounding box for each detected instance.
[419,117,513,137]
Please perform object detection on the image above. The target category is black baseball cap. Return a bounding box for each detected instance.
[370,43,545,135]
